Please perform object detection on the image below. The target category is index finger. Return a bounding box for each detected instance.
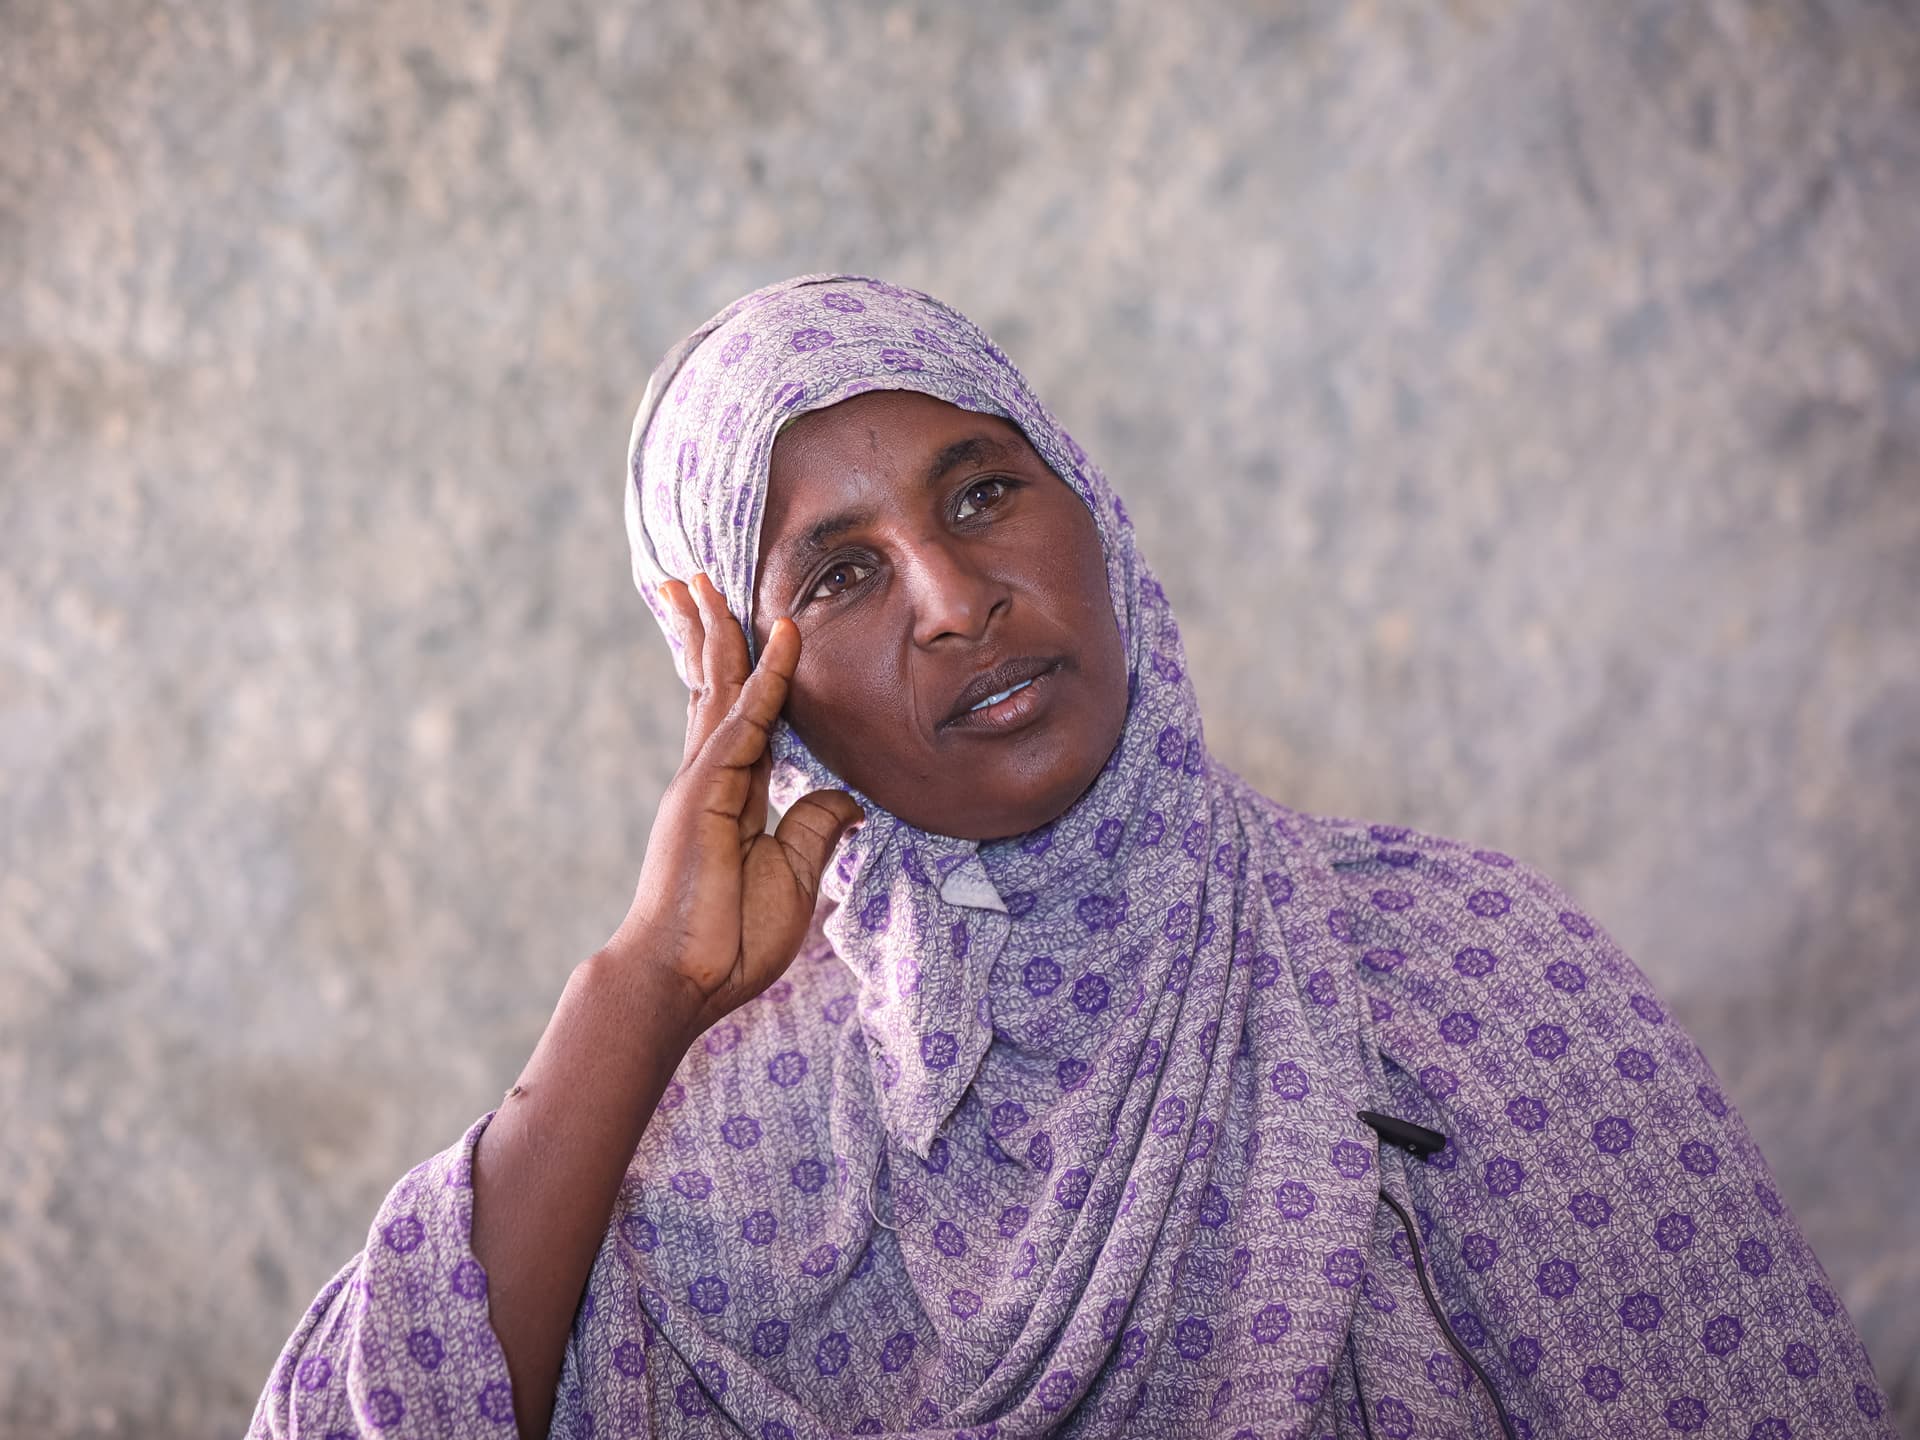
[756,615,800,681]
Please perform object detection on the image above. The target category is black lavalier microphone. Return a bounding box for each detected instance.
[1357,1109,1447,1159]
[1354,1111,1522,1440]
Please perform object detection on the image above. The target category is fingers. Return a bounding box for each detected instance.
[740,747,772,843]
[659,580,707,767]
[773,789,865,898]
[663,575,804,828]
[728,623,794,845]
[658,579,706,691]
[694,616,798,776]
[664,574,759,767]
[693,573,748,714]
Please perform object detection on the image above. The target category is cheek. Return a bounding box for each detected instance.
[1056,502,1114,607]
[1070,540,1130,722]
[785,657,843,738]
[786,632,911,760]
[1067,528,1123,652]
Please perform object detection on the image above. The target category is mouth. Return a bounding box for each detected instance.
[941,656,1064,730]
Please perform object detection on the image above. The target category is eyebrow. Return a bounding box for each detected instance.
[774,432,1023,574]
[924,434,1018,489]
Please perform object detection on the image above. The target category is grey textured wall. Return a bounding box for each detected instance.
[4,1,1917,1435]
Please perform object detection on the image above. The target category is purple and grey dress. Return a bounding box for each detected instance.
[250,275,1896,1440]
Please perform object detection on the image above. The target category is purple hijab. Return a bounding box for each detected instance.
[252,274,1896,1439]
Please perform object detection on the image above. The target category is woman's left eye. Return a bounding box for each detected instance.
[955,478,1011,520]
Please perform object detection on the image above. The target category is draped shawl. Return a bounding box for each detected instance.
[251,275,1895,1440]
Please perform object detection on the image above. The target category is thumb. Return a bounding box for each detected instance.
[773,789,865,897]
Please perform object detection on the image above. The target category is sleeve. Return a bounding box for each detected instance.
[247,1111,522,1439]
[1328,817,1901,1438]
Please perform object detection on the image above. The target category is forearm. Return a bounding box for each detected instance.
[251,1114,511,1439]
[470,944,702,1439]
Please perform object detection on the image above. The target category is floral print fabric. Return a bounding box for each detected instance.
[251,275,1895,1440]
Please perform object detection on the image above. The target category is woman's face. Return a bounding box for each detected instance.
[751,390,1130,841]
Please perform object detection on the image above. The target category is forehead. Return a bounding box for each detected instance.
[769,390,1032,483]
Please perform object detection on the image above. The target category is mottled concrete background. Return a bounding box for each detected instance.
[4,0,1917,1434]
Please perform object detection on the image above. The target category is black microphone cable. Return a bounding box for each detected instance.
[1358,1111,1522,1440]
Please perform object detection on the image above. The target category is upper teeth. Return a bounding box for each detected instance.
[970,678,1034,712]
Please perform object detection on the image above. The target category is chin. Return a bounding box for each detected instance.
[962,762,1112,842]
[958,723,1126,840]
[873,770,1075,843]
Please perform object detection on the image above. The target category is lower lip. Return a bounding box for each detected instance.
[946,666,1062,735]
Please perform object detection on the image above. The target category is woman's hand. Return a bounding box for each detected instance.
[606,573,863,1043]
[470,572,858,1437]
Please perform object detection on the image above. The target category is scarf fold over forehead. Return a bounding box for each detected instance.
[624,273,1172,1157]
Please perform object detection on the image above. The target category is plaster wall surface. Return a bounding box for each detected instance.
[3,1,1916,1434]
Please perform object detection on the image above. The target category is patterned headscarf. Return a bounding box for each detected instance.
[624,271,1251,1161]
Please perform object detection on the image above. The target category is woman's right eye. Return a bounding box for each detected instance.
[808,561,870,601]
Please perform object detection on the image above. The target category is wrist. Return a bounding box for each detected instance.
[578,940,708,1058]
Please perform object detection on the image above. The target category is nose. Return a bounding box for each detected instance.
[904,536,1008,648]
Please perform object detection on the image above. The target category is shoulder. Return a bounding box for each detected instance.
[1274,805,1665,1006]
[1293,807,1608,941]
[1287,806,1688,1048]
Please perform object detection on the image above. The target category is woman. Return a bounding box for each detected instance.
[251,274,1895,1439]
